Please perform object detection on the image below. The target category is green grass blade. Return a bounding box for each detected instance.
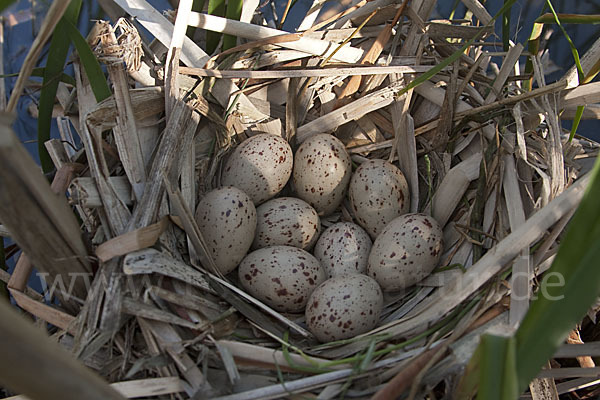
[206,0,226,54]
[542,1,584,141]
[502,0,512,52]
[535,13,600,24]
[543,1,584,80]
[515,156,600,393]
[568,106,585,141]
[63,20,111,102]
[455,345,482,400]
[37,0,81,173]
[477,334,518,400]
[223,0,242,50]
[0,0,17,14]
[448,0,461,20]
[398,0,518,97]
[358,339,377,371]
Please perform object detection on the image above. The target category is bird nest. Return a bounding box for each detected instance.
[1,0,599,399]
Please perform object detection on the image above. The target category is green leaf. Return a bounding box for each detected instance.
[477,334,518,400]
[206,0,226,54]
[455,345,482,400]
[515,156,600,393]
[223,0,242,50]
[542,1,584,142]
[0,0,17,14]
[63,20,111,102]
[535,13,600,24]
[37,0,82,173]
[358,339,377,371]
[568,106,585,141]
[502,0,513,52]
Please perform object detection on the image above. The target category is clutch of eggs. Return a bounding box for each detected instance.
[193,133,445,342]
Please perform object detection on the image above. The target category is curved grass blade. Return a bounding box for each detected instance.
[515,156,600,393]
[37,0,82,173]
[542,0,585,141]
[63,20,111,102]
[223,0,242,51]
[569,106,585,140]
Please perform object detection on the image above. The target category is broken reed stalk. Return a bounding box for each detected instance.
[0,113,90,312]
[0,297,125,400]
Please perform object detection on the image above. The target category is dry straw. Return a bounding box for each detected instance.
[0,0,599,398]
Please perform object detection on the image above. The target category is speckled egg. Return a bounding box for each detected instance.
[293,134,352,216]
[195,187,257,275]
[313,222,372,278]
[253,197,321,251]
[238,246,326,313]
[306,274,383,342]
[368,213,443,292]
[221,134,293,205]
[349,159,410,239]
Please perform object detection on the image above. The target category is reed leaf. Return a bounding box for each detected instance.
[63,19,111,102]
[37,0,81,173]
[514,156,600,393]
[535,13,600,24]
[223,0,242,50]
[542,0,585,141]
[186,0,206,39]
[206,0,226,54]
[502,0,512,51]
[477,334,518,400]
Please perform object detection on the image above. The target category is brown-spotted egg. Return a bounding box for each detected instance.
[313,222,372,278]
[306,273,383,342]
[293,134,352,216]
[368,213,443,292]
[195,187,257,275]
[221,134,293,205]
[238,246,326,313]
[349,159,410,239]
[253,197,321,250]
